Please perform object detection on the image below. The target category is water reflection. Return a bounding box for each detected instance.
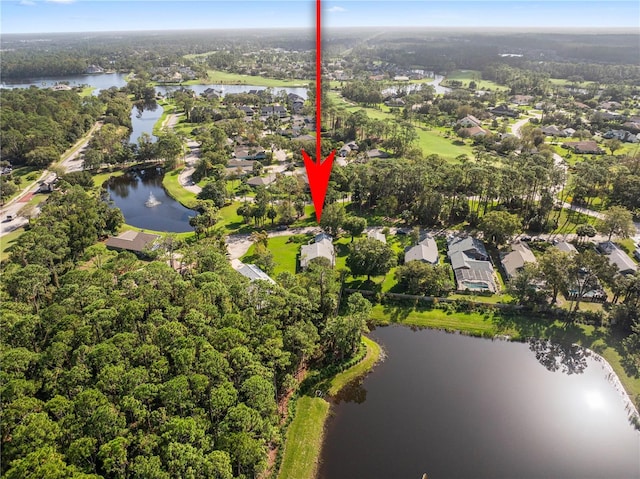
[528,338,589,375]
[332,379,368,405]
[106,168,195,233]
[318,326,640,479]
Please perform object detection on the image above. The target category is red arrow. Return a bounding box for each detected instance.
[302,0,335,223]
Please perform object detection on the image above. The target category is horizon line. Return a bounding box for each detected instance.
[3,25,639,35]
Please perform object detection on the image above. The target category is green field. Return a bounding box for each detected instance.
[92,170,124,188]
[415,127,474,160]
[161,169,199,209]
[242,234,309,275]
[193,70,310,87]
[443,70,509,91]
[277,397,329,479]
[1,227,25,261]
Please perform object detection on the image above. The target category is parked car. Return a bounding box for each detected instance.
[5,215,14,222]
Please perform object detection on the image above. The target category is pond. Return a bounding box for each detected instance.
[318,326,640,479]
[105,168,195,233]
[130,101,163,144]
[0,72,128,94]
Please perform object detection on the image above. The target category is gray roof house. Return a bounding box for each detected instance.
[105,230,160,255]
[300,233,335,269]
[237,263,276,284]
[404,235,438,264]
[501,241,537,279]
[597,242,638,275]
[554,241,578,254]
[447,235,497,292]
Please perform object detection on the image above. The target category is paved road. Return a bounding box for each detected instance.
[0,121,103,238]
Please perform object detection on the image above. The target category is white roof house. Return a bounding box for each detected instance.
[367,230,386,243]
[554,241,578,254]
[236,263,276,284]
[300,233,335,269]
[405,235,438,264]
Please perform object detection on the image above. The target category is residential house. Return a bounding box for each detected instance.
[562,127,576,137]
[511,95,534,105]
[603,130,639,143]
[541,125,563,137]
[597,242,638,275]
[562,141,604,154]
[405,234,439,264]
[501,241,537,280]
[367,230,386,243]
[300,233,336,269]
[233,146,266,161]
[105,230,160,256]
[366,149,390,159]
[490,104,519,118]
[202,88,221,100]
[238,106,255,117]
[461,126,488,138]
[237,263,276,284]
[447,236,498,292]
[457,115,483,128]
[385,98,406,108]
[554,241,578,255]
[86,64,104,74]
[261,105,288,118]
[247,174,277,187]
[338,141,359,157]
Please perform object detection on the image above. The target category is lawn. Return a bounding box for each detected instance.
[162,169,199,209]
[1,227,25,261]
[195,70,310,88]
[415,127,474,160]
[92,170,124,188]
[218,201,246,233]
[242,234,311,275]
[276,396,329,479]
[3,166,43,203]
[443,70,509,92]
[277,337,381,479]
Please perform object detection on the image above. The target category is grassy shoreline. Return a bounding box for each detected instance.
[277,337,382,479]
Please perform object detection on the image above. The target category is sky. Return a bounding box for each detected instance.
[1,0,639,34]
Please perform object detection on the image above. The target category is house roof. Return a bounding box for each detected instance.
[463,126,488,137]
[458,115,482,126]
[247,175,276,186]
[555,241,578,254]
[300,236,335,268]
[237,263,275,284]
[405,235,438,264]
[501,242,537,278]
[366,149,389,159]
[367,230,386,243]
[105,230,160,253]
[447,236,488,259]
[563,140,603,154]
[598,242,638,275]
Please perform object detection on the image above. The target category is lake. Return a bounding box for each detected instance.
[130,101,163,144]
[318,326,640,479]
[105,168,195,233]
[1,72,128,94]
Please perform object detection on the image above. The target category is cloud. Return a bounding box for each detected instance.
[45,0,76,3]
[19,0,36,5]
[328,6,346,13]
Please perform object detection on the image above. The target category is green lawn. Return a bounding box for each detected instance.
[92,170,124,188]
[1,227,25,261]
[443,70,509,92]
[195,70,310,87]
[415,127,474,160]
[3,166,43,203]
[162,169,199,209]
[218,201,246,233]
[242,234,311,275]
[277,337,381,479]
[277,396,329,479]
[327,336,381,396]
